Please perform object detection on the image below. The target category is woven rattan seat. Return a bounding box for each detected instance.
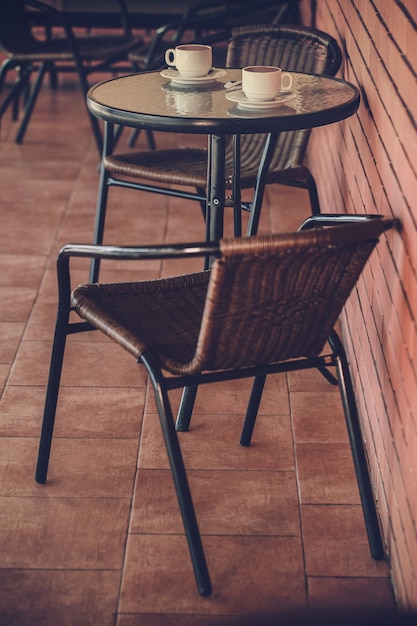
[35,214,393,597]
[0,0,144,153]
[90,23,342,282]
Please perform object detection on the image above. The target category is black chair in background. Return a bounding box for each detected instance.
[0,0,144,153]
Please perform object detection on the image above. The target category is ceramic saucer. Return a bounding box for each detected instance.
[160,68,227,86]
[225,89,296,109]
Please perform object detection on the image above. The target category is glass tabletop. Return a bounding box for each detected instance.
[87,68,360,135]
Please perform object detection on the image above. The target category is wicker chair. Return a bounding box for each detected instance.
[35,214,392,596]
[0,0,143,153]
[89,23,342,281]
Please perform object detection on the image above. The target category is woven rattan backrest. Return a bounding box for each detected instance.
[0,0,35,54]
[226,24,342,75]
[224,24,343,173]
[170,220,388,375]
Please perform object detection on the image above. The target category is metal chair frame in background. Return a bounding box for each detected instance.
[0,0,143,153]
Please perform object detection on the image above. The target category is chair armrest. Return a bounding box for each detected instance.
[298,214,394,231]
[58,241,219,263]
[56,241,218,306]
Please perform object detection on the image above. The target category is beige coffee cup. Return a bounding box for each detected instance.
[165,44,212,78]
[242,65,293,102]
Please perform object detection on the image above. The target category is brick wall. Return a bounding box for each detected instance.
[299,0,417,611]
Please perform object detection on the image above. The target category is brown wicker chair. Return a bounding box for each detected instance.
[0,0,143,153]
[35,214,393,596]
[89,23,342,281]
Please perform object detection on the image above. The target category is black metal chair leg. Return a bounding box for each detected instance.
[146,129,156,150]
[176,385,198,432]
[317,365,338,385]
[143,355,212,596]
[196,186,207,221]
[0,73,23,119]
[90,121,114,283]
[90,171,110,283]
[329,331,385,560]
[246,132,279,236]
[240,374,267,446]
[232,134,242,237]
[16,62,47,144]
[306,171,321,215]
[35,307,70,484]
[127,127,156,149]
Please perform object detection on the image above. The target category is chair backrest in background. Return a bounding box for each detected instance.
[224,24,343,176]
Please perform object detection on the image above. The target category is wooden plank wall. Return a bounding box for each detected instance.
[299,0,417,611]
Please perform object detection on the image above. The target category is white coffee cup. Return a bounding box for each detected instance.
[242,65,293,102]
[165,44,212,78]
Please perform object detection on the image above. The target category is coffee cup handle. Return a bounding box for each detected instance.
[165,49,176,67]
[281,72,293,91]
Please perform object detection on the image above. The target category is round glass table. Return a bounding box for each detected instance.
[87,68,360,239]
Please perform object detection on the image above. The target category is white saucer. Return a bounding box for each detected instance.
[160,68,227,85]
[225,89,296,109]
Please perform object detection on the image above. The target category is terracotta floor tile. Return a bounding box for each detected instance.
[0,286,38,323]
[0,570,121,626]
[120,534,306,615]
[9,339,148,388]
[307,575,396,610]
[0,254,47,287]
[1,384,144,440]
[130,468,300,536]
[97,204,170,245]
[138,410,295,472]
[0,220,60,256]
[269,187,311,233]
[0,496,130,569]
[301,504,390,577]
[0,364,9,393]
[144,375,290,416]
[0,321,25,364]
[0,177,74,205]
[291,390,349,444]
[0,386,46,436]
[296,442,361,504]
[287,365,342,393]
[0,436,138,497]
[23,299,64,342]
[0,159,81,182]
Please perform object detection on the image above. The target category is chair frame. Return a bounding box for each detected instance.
[35,214,391,597]
[0,0,141,153]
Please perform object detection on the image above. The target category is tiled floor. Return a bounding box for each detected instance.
[0,73,396,625]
